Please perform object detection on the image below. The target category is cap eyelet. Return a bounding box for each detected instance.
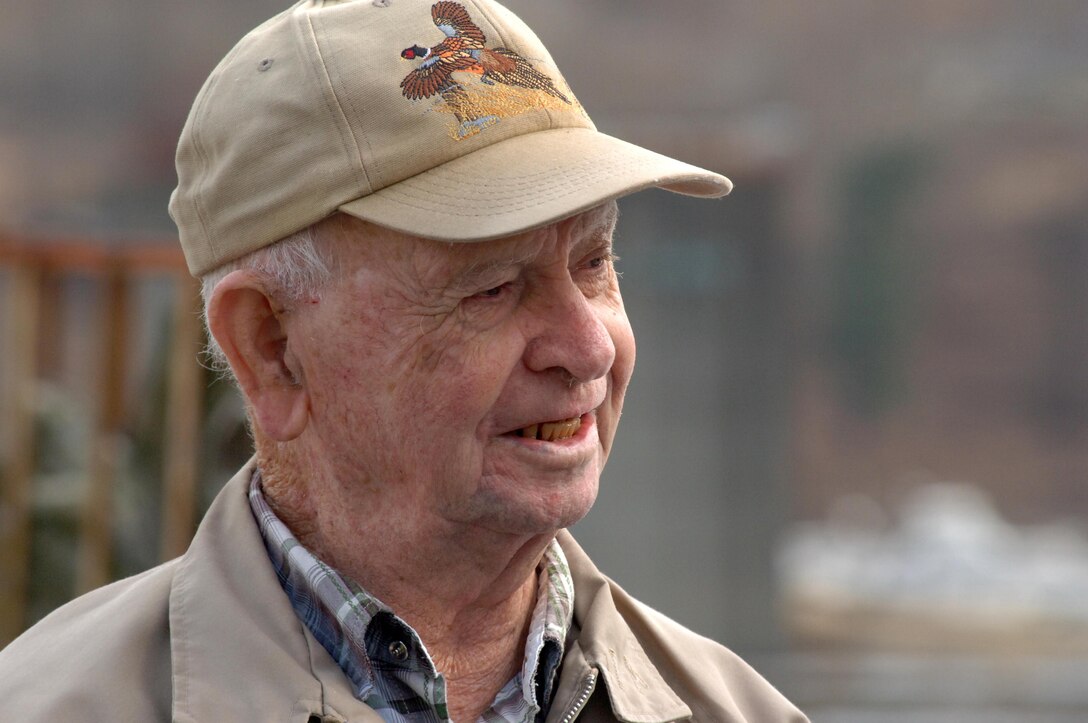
[373,0,391,7]
[257,58,274,72]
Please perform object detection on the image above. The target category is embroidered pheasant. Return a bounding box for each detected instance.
[400,1,570,137]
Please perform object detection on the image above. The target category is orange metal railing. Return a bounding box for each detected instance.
[0,235,203,644]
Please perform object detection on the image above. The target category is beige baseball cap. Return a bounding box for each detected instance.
[170,0,732,277]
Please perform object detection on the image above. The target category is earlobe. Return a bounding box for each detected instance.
[207,270,310,441]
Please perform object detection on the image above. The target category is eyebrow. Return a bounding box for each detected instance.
[590,203,620,240]
[452,251,536,290]
[566,204,619,255]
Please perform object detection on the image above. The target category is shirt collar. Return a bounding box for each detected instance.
[248,470,575,720]
[523,540,574,710]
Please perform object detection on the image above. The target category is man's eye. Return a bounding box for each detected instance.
[587,252,617,269]
[475,284,507,299]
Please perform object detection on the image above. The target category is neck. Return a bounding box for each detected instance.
[259,450,555,720]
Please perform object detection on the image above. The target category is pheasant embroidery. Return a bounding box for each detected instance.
[400,1,575,139]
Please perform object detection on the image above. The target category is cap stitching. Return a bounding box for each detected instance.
[380,129,638,195]
[465,0,512,52]
[304,11,374,195]
[392,141,651,194]
[399,0,577,144]
[374,154,663,217]
[465,0,568,135]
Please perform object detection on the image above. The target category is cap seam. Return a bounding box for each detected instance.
[187,13,289,269]
[187,98,215,271]
[187,46,249,271]
[304,10,374,199]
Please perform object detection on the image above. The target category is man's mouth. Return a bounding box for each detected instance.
[513,417,582,441]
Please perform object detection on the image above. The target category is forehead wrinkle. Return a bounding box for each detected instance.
[567,201,619,250]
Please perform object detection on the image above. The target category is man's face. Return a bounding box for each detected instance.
[289,203,634,536]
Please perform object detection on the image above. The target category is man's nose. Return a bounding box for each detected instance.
[522,278,616,384]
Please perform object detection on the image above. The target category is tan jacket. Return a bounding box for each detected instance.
[0,462,807,722]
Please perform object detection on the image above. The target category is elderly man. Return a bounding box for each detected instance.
[0,1,807,721]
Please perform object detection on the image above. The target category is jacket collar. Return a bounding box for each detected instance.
[168,459,382,722]
[167,461,688,722]
[557,531,692,722]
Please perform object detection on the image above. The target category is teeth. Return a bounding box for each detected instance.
[519,417,580,441]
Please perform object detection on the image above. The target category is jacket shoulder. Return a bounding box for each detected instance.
[0,560,178,720]
[610,583,809,722]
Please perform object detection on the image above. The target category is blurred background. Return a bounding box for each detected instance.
[1,1,1086,720]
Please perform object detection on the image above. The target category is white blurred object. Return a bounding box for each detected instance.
[778,483,1088,651]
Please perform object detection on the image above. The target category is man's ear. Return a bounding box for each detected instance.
[207,270,309,441]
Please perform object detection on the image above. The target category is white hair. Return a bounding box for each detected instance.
[200,224,334,376]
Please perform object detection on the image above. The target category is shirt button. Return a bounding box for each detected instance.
[388,640,409,661]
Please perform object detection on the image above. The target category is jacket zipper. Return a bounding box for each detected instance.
[558,670,598,723]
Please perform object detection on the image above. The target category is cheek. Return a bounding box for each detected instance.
[405,327,526,431]
[608,307,636,397]
[600,310,635,451]
[298,298,405,435]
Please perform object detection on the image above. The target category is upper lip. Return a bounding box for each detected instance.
[501,411,591,436]
[497,397,604,436]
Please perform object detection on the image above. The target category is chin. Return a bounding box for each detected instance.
[474,475,600,535]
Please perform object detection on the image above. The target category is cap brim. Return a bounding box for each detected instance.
[338,127,732,242]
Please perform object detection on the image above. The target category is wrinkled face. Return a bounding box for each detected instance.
[291,204,635,535]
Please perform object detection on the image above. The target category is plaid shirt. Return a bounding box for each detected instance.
[248,472,574,722]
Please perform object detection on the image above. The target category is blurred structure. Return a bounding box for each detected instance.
[2,1,1087,719]
[781,483,1088,653]
[0,236,234,639]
